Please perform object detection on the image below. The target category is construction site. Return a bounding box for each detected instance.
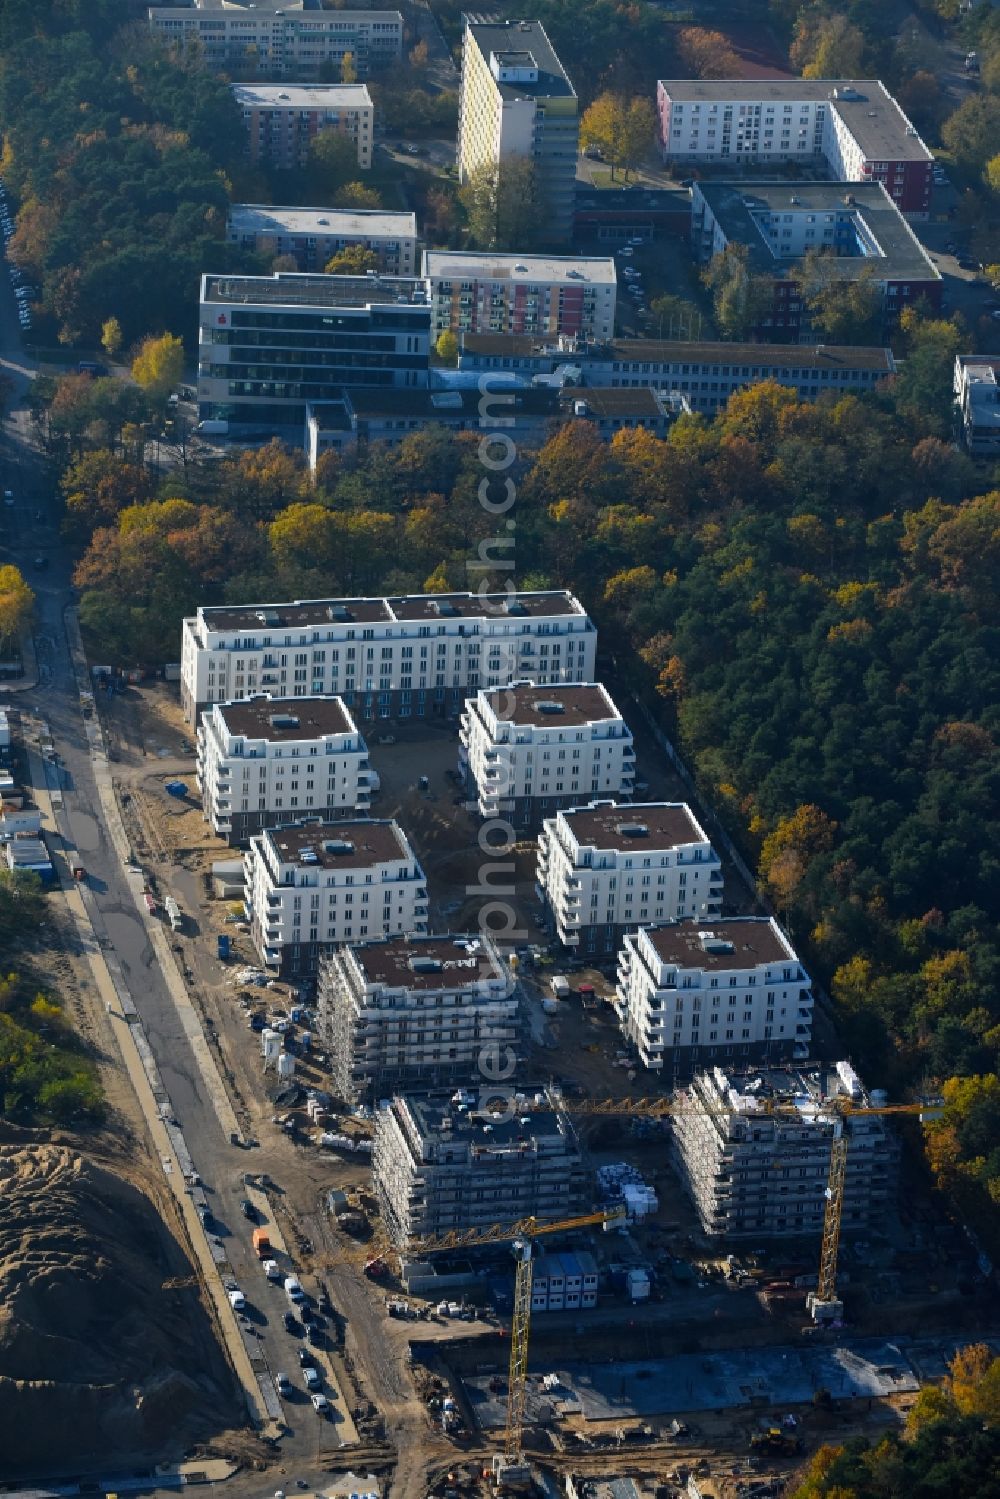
[6,676,997,1499]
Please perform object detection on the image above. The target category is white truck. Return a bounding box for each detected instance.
[550,975,571,999]
[164,895,183,932]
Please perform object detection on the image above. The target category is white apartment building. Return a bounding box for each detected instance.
[457,18,579,244]
[318,934,518,1102]
[149,1,403,79]
[180,590,597,724]
[537,800,722,955]
[244,818,426,977]
[424,251,616,342]
[954,355,1000,456]
[227,205,420,276]
[460,682,635,831]
[234,83,373,171]
[196,694,371,844]
[656,79,932,217]
[671,1061,899,1241]
[615,917,813,1078]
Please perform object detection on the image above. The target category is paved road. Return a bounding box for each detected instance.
[0,270,341,1468]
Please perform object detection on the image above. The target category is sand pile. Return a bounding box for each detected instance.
[0,1144,239,1475]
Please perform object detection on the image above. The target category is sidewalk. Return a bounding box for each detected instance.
[63,607,244,1143]
[26,751,275,1439]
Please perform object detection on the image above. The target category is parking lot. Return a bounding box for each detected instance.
[1,173,35,338]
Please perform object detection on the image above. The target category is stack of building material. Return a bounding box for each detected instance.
[596,1161,659,1219]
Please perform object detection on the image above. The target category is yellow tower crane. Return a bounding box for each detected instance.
[412,1204,627,1486]
[408,1088,942,1479]
[504,1089,943,1320]
[798,1095,942,1322]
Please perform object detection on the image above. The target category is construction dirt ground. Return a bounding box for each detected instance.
[19,678,993,1499]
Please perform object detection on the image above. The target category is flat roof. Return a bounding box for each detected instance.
[958,355,1000,382]
[196,590,585,634]
[183,0,307,10]
[606,338,894,371]
[424,251,616,287]
[348,935,506,991]
[262,818,412,870]
[696,180,939,282]
[180,0,401,13]
[661,77,881,103]
[232,83,372,110]
[703,1062,869,1110]
[401,1090,569,1145]
[201,271,428,311]
[659,78,931,161]
[228,204,418,240]
[202,597,394,630]
[480,682,621,729]
[213,695,354,741]
[641,918,793,970]
[558,387,665,418]
[346,387,560,419]
[458,331,894,372]
[389,590,582,620]
[467,19,575,101]
[558,801,710,851]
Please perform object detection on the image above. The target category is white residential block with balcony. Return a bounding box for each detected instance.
[537,801,722,955]
[180,590,596,724]
[424,251,616,341]
[460,682,634,831]
[615,917,813,1078]
[196,694,371,845]
[243,818,426,977]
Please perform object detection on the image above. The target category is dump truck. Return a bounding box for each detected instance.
[252,1227,272,1260]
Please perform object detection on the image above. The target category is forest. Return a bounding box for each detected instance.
[0,0,252,346]
[0,869,104,1124]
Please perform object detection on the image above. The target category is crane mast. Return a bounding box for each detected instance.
[504,1240,533,1466]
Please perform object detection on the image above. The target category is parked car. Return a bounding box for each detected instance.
[303,1366,321,1391]
[297,1347,315,1368]
[239,1197,257,1221]
[282,1310,299,1334]
[274,1372,291,1394]
[311,1393,329,1413]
